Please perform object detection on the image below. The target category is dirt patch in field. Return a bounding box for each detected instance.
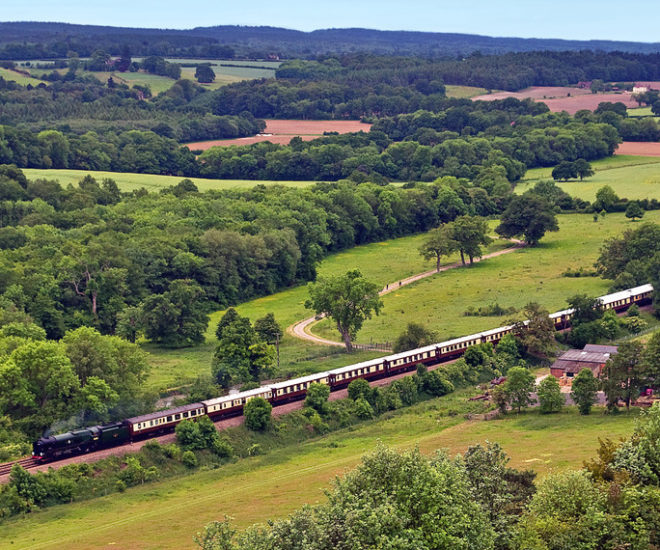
[473,86,638,114]
[616,141,660,156]
[186,119,372,150]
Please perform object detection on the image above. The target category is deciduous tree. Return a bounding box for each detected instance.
[496,194,558,245]
[571,368,599,415]
[418,224,457,271]
[305,269,383,352]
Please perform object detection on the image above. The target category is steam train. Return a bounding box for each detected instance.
[32,284,653,461]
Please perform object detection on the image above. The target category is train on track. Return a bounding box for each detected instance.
[31,284,654,462]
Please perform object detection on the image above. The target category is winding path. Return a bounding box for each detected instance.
[288,239,526,347]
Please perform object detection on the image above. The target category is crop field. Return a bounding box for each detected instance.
[516,154,660,200]
[186,120,373,150]
[0,401,639,550]
[628,106,655,117]
[472,86,639,114]
[20,168,314,193]
[616,142,660,157]
[311,212,660,344]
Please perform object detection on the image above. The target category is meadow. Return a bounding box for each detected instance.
[310,211,659,344]
[443,85,490,98]
[0,67,45,86]
[516,154,660,200]
[148,211,655,392]
[0,400,639,550]
[20,168,312,193]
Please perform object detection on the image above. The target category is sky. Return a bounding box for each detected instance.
[4,0,660,43]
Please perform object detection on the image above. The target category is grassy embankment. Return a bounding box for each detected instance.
[0,398,640,550]
[0,67,46,86]
[516,154,660,200]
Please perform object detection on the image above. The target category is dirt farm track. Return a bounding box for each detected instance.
[186,119,372,150]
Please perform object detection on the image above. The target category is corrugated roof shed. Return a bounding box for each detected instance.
[583,344,619,354]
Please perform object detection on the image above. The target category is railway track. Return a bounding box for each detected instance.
[0,457,39,477]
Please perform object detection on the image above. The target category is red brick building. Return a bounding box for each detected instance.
[550,344,618,379]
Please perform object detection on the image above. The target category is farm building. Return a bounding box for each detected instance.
[550,345,618,379]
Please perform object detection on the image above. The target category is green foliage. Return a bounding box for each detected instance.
[496,193,559,245]
[141,279,209,348]
[392,322,437,353]
[418,223,457,271]
[175,416,232,457]
[304,383,331,416]
[512,302,556,357]
[305,269,383,352]
[601,340,645,411]
[570,369,599,415]
[347,378,371,401]
[352,396,374,419]
[243,397,272,432]
[537,376,564,414]
[625,201,645,221]
[182,450,198,469]
[199,445,495,549]
[504,367,536,413]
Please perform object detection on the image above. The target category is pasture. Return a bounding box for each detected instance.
[444,85,490,98]
[0,67,46,86]
[0,402,638,550]
[516,154,660,201]
[20,168,313,193]
[311,212,660,344]
[151,211,653,392]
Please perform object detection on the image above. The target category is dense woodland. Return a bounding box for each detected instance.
[3,22,660,58]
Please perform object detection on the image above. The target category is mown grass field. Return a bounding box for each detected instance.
[20,168,313,193]
[312,212,660,344]
[0,401,639,550]
[445,84,490,98]
[516,154,660,201]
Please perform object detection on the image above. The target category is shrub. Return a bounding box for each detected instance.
[537,376,564,414]
[182,450,198,469]
[348,378,371,401]
[423,371,454,397]
[305,383,331,415]
[244,397,272,431]
[353,397,375,419]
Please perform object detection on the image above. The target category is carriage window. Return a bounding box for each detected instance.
[167,416,173,422]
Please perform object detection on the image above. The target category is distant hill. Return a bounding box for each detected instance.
[0,22,659,59]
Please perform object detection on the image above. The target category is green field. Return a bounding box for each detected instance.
[146,211,656,390]
[146,231,484,391]
[517,155,660,201]
[628,106,656,117]
[20,58,279,94]
[21,168,314,193]
[312,212,660,344]
[445,85,490,98]
[0,67,46,86]
[0,402,638,550]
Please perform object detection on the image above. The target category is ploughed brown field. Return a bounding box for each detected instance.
[473,86,641,114]
[186,119,372,150]
[616,141,660,156]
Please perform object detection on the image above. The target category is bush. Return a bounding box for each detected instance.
[182,450,198,468]
[348,378,371,401]
[423,371,454,397]
[244,397,272,431]
[537,376,564,414]
[353,397,375,419]
[212,437,233,458]
[305,383,331,415]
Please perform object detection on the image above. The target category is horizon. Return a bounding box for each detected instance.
[3,0,660,43]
